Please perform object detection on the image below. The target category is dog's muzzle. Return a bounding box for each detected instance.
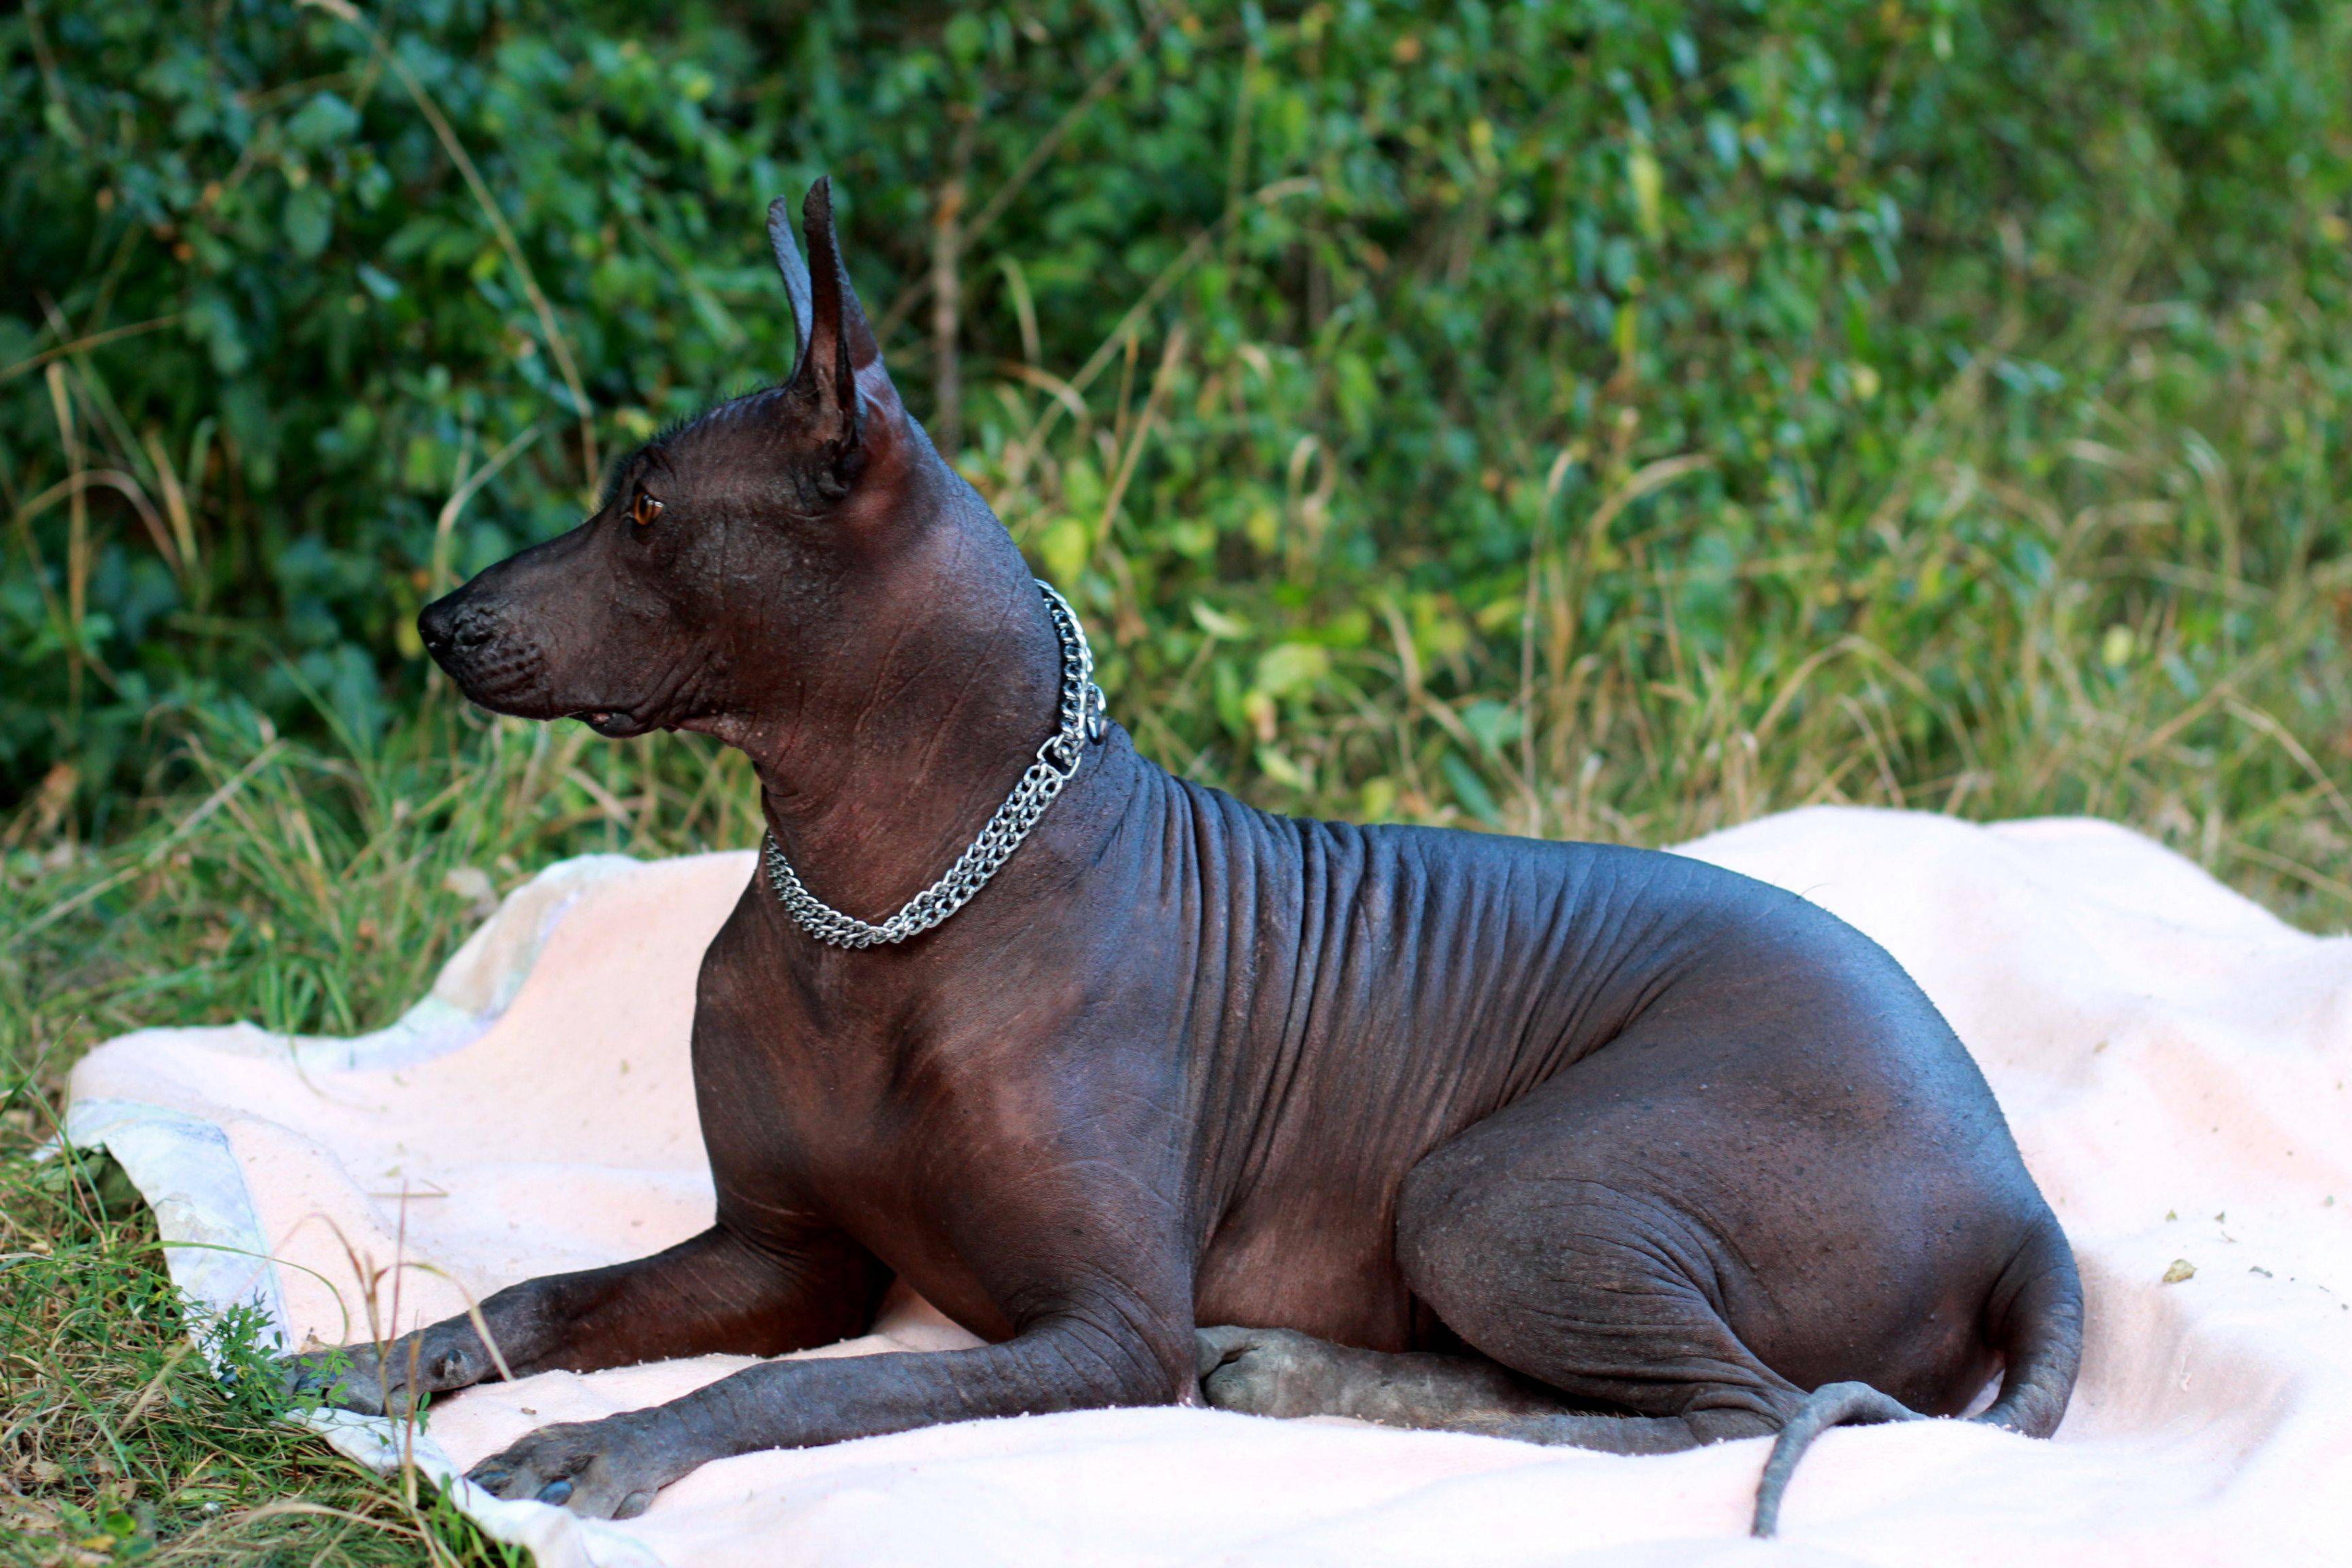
[418,593,546,710]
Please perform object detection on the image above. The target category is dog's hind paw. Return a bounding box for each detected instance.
[1195,1325,1361,1420]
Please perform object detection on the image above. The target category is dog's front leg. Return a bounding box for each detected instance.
[465,1305,1192,1518]
[283,1222,883,1416]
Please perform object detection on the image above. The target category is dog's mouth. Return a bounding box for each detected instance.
[571,709,653,739]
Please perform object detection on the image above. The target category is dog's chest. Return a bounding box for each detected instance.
[691,1034,1026,1333]
[692,953,1181,1336]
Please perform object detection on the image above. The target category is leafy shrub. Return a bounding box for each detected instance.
[5,0,2350,911]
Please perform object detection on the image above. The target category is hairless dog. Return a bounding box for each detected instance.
[289,182,2081,1535]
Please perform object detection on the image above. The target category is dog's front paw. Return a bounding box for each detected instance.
[280,1325,493,1418]
[466,1414,679,1520]
[280,1342,392,1416]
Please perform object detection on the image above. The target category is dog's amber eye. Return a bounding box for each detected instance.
[630,489,664,529]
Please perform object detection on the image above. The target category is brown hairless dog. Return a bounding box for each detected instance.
[289,182,2081,1536]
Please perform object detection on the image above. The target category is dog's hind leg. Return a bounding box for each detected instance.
[1204,1051,1921,1522]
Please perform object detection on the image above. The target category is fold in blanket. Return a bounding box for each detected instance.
[65,807,2352,1567]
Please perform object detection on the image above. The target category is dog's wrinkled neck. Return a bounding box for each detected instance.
[718,461,1069,930]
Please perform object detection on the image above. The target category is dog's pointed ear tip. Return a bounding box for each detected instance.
[803,175,838,225]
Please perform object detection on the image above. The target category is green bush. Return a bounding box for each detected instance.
[5,0,2351,909]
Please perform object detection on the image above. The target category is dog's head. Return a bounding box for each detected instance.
[419,180,945,741]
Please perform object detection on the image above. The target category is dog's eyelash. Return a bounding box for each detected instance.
[598,451,654,512]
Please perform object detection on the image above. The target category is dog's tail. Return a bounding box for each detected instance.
[1747,1382,1921,1537]
[1748,1210,2082,1537]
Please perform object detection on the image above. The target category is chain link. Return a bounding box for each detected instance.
[762,580,1105,948]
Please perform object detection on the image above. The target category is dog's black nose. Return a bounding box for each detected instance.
[417,594,461,661]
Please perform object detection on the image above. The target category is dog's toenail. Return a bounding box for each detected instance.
[536,1478,574,1505]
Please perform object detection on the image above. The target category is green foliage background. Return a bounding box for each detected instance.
[4,1,2352,1554]
[7,0,2347,868]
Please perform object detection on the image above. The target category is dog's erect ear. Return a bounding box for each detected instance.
[785,176,882,471]
[766,195,814,374]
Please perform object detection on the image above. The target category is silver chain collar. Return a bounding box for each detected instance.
[761,579,1106,949]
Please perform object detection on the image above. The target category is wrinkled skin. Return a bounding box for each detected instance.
[285,183,2082,1531]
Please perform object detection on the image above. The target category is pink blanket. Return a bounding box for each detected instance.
[66,808,2352,1566]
